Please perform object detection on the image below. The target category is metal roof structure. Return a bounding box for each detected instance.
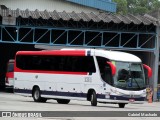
[0,8,158,26]
[0,8,157,52]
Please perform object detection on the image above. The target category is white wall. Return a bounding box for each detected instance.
[0,0,99,13]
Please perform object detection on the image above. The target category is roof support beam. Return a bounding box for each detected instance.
[0,25,156,52]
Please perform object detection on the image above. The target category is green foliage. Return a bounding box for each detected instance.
[113,0,160,15]
[112,0,127,14]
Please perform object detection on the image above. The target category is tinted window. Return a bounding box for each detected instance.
[96,56,113,85]
[16,55,96,73]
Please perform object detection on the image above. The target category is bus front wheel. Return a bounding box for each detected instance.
[91,91,97,106]
[118,103,125,108]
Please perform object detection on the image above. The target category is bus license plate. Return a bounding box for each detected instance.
[129,99,135,102]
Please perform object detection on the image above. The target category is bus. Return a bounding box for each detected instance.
[14,49,152,108]
[5,59,14,90]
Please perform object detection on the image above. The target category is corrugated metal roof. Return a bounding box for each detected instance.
[0,8,158,26]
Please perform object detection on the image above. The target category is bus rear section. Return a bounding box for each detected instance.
[5,59,14,90]
[14,49,98,104]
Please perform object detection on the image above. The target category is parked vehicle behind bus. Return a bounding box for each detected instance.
[14,49,152,108]
[5,59,14,90]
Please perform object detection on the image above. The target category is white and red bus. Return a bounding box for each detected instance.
[5,59,14,89]
[14,49,152,108]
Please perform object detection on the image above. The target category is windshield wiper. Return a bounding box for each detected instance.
[131,74,141,90]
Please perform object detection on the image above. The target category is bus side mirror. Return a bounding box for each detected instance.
[106,62,116,76]
[143,64,152,78]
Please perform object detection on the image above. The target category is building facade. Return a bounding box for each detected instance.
[0,0,116,13]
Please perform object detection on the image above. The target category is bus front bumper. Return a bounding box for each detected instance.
[97,98,145,104]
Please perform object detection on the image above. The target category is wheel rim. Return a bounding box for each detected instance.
[34,90,39,100]
[91,94,93,104]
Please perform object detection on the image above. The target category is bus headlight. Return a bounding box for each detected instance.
[110,88,122,95]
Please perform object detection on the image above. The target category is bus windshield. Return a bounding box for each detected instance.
[113,61,145,90]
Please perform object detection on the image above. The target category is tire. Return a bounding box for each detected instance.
[33,87,47,102]
[118,103,125,108]
[91,91,97,106]
[5,87,14,93]
[57,99,70,104]
[41,98,47,103]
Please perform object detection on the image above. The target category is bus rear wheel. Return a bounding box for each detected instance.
[57,99,70,104]
[33,87,47,102]
[118,103,125,108]
[91,91,97,106]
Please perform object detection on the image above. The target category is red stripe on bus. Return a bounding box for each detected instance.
[6,72,14,78]
[14,68,87,75]
[16,50,86,56]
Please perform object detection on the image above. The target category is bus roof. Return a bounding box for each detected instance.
[61,48,141,62]
[16,49,141,63]
[94,49,141,62]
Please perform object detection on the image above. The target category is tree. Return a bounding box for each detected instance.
[113,0,160,15]
[127,0,149,14]
[151,0,160,11]
[112,0,127,14]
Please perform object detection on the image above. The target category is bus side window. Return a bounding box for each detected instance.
[16,55,29,70]
[104,65,113,85]
[96,56,106,78]
[16,55,96,73]
[74,56,96,73]
[96,56,113,85]
[63,56,96,73]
